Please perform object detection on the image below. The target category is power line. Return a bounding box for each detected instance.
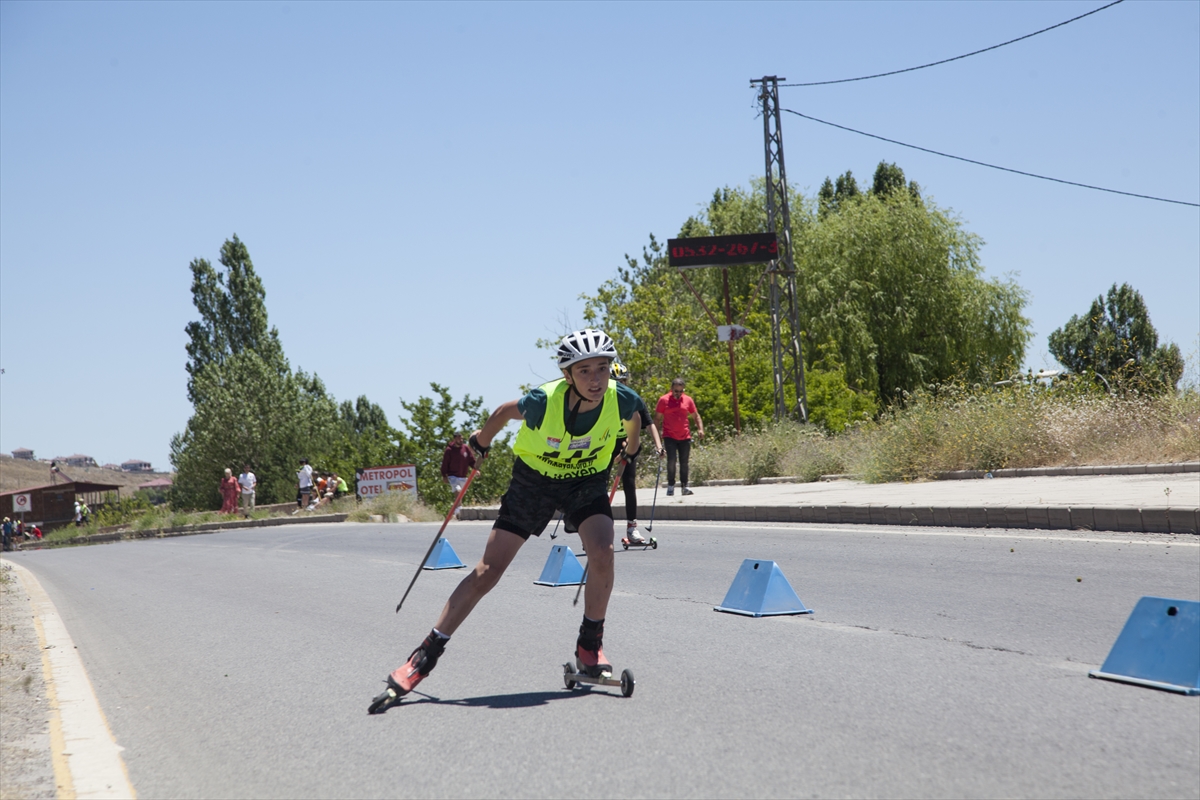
[783,108,1199,208]
[781,0,1125,88]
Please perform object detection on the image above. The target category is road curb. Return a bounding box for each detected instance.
[5,560,138,799]
[18,514,350,549]
[457,504,1199,534]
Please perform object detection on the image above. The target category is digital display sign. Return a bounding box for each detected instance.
[667,233,778,268]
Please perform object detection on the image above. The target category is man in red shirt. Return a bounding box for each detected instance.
[654,377,704,496]
[440,432,477,497]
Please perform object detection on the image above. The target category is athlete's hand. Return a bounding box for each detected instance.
[468,432,490,460]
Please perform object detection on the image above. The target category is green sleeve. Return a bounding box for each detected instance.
[517,388,548,429]
[615,382,640,422]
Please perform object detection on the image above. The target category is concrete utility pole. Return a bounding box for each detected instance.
[752,75,808,423]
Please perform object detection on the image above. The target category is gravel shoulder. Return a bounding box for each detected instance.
[0,562,55,800]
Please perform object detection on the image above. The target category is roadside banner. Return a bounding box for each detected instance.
[12,493,31,514]
[356,465,418,500]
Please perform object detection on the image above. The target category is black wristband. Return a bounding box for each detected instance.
[468,434,490,459]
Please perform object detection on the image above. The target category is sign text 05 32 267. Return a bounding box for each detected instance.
[356,465,417,500]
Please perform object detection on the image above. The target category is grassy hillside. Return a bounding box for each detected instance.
[0,455,171,497]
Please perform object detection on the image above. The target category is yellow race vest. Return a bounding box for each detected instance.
[513,379,622,479]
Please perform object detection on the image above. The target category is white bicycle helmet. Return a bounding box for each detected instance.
[556,329,618,368]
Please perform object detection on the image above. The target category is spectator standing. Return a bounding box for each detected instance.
[220,468,240,514]
[654,377,704,496]
[2,518,11,551]
[296,458,314,511]
[238,464,257,516]
[441,432,477,498]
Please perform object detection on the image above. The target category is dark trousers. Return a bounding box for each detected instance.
[610,440,639,521]
[620,456,638,520]
[664,437,691,488]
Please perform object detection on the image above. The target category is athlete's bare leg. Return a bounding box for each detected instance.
[576,514,615,620]
[433,527,525,635]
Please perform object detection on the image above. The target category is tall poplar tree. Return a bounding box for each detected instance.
[184,235,284,404]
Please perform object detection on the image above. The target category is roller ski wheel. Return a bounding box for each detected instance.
[561,662,635,697]
[368,681,401,714]
[563,662,577,690]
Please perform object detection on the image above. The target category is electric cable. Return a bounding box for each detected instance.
[781,0,1125,88]
[783,108,1198,207]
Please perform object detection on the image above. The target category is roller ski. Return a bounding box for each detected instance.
[368,631,447,714]
[621,522,657,550]
[563,618,635,696]
[562,661,635,697]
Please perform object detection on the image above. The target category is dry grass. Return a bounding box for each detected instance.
[687,386,1199,485]
[346,491,442,523]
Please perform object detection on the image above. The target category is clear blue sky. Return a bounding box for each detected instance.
[2,0,1197,470]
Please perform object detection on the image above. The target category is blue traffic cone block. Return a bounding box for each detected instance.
[714,559,813,617]
[422,538,466,570]
[1089,597,1200,695]
[534,545,586,587]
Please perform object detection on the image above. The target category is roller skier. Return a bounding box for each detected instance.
[370,329,642,712]
[608,361,663,545]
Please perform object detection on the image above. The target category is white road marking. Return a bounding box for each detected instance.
[6,560,138,800]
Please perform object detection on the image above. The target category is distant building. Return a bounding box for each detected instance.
[11,448,34,460]
[59,454,98,468]
[0,480,122,528]
[102,463,122,471]
[121,459,153,473]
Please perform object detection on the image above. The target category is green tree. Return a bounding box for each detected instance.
[312,396,406,496]
[805,340,878,431]
[172,235,341,508]
[579,170,1031,428]
[818,170,863,218]
[169,352,340,508]
[184,235,284,404]
[869,161,921,202]
[1048,282,1185,393]
[396,383,515,512]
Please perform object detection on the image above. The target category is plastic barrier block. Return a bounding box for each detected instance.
[534,545,586,587]
[714,559,813,617]
[422,538,466,570]
[1089,597,1199,695]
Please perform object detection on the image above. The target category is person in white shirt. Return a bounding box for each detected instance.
[238,464,257,516]
[296,458,314,511]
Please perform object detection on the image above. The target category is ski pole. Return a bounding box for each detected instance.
[645,455,664,533]
[573,456,627,607]
[549,512,563,540]
[395,458,484,613]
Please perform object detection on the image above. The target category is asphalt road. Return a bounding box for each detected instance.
[10,521,1200,799]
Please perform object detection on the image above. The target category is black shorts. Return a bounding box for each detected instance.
[494,458,613,540]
